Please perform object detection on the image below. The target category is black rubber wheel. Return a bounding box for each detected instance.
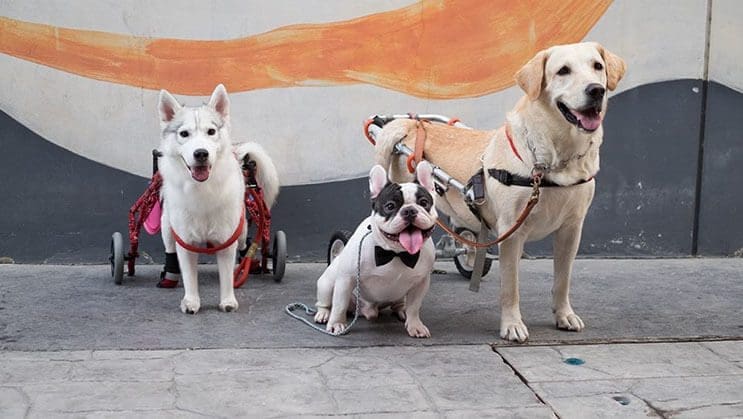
[453,228,492,279]
[110,232,125,285]
[327,230,352,265]
[272,230,287,282]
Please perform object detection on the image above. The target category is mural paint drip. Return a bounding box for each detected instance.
[0,0,611,99]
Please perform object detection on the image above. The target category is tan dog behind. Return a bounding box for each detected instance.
[375,42,626,342]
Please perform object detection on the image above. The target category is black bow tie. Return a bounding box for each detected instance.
[374,246,420,269]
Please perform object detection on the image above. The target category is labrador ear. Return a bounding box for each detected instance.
[593,43,626,91]
[158,89,182,127]
[415,161,435,193]
[207,84,230,119]
[515,50,549,101]
[369,165,388,199]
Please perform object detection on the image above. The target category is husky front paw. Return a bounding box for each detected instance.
[405,320,431,338]
[180,296,201,314]
[219,297,239,313]
[500,318,529,343]
[326,322,347,335]
[555,311,585,331]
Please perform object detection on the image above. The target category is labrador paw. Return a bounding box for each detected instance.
[219,297,239,313]
[180,297,201,314]
[500,319,529,343]
[406,320,431,338]
[555,311,584,331]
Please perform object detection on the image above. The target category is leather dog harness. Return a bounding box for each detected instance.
[171,206,246,254]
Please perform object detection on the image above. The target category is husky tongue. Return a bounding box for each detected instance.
[191,166,210,182]
[573,110,602,131]
[398,228,424,254]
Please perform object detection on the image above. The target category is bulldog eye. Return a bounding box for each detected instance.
[207,128,216,136]
[418,197,430,208]
[384,202,396,212]
[179,130,189,138]
[557,66,571,76]
[594,61,604,71]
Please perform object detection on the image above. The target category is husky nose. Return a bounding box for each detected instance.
[401,207,418,222]
[193,149,209,163]
[585,83,606,101]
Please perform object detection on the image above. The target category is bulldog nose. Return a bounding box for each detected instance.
[401,207,418,222]
[193,149,209,163]
[585,83,606,101]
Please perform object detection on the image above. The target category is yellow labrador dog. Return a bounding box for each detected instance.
[374,42,626,342]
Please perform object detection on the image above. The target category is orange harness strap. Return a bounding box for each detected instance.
[406,120,429,173]
[172,206,246,254]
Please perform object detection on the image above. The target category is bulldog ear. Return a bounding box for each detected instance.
[158,89,182,126]
[515,50,549,101]
[415,161,435,193]
[369,165,388,199]
[208,84,230,119]
[593,43,626,91]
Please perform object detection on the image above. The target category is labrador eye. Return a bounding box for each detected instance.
[557,66,571,76]
[179,131,189,138]
[594,61,604,71]
[384,202,396,212]
[207,128,216,136]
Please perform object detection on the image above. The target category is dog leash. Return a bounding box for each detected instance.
[285,229,372,336]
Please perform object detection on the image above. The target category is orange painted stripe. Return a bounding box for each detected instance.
[0,0,611,99]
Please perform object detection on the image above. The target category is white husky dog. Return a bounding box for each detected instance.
[157,84,279,314]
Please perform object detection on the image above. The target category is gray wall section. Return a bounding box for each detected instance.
[697,82,743,256]
[0,79,740,263]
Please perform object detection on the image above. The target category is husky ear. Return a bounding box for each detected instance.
[369,165,388,199]
[415,161,435,193]
[592,43,627,91]
[515,50,549,101]
[208,84,230,119]
[158,89,182,126]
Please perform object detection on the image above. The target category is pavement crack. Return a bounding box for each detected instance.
[633,394,671,418]
[493,347,561,419]
[398,363,442,415]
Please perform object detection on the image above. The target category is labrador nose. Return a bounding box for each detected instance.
[400,207,418,222]
[193,149,209,163]
[585,83,606,101]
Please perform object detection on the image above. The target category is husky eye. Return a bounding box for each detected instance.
[179,131,189,138]
[594,61,604,71]
[207,128,216,136]
[384,201,397,212]
[557,66,571,76]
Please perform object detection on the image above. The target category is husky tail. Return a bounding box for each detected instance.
[234,142,280,208]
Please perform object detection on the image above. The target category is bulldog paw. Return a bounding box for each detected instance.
[219,297,239,313]
[406,320,431,338]
[180,296,201,314]
[555,311,584,331]
[314,308,330,324]
[360,305,379,321]
[327,322,347,335]
[500,319,529,343]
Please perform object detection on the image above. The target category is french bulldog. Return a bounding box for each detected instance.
[314,162,438,337]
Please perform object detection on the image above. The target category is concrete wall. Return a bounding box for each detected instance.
[0,0,741,263]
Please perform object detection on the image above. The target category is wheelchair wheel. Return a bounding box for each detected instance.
[453,228,492,279]
[272,230,287,282]
[110,232,125,285]
[327,230,352,266]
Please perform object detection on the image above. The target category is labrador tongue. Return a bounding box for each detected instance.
[191,166,210,182]
[398,228,424,254]
[573,110,602,131]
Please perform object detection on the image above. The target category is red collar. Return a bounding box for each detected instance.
[505,124,524,162]
[172,206,246,254]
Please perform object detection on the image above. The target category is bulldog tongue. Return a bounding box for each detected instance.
[574,110,602,131]
[191,166,210,182]
[399,228,424,254]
